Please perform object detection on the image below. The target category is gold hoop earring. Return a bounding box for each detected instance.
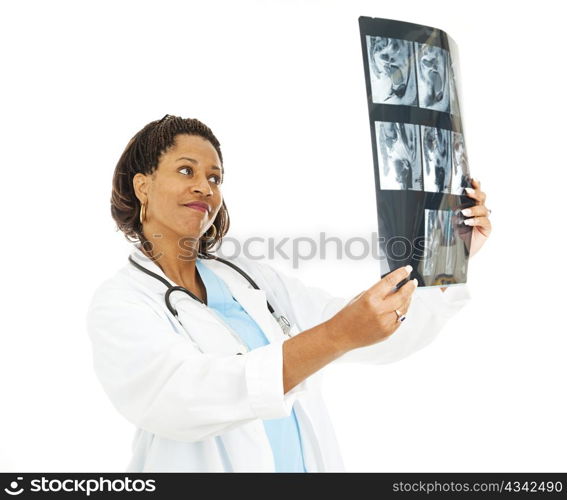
[139,203,146,226]
[205,224,217,240]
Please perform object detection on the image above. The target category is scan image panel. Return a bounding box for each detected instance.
[360,16,473,288]
[375,121,423,191]
[366,36,418,106]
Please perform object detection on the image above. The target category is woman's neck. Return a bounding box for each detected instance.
[140,233,200,289]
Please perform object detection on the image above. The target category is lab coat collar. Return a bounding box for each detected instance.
[128,243,282,344]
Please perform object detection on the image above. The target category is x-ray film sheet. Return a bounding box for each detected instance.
[359,16,474,288]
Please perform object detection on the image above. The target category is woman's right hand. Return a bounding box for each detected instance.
[323,265,417,353]
[282,265,417,393]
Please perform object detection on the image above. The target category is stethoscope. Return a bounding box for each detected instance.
[127,253,292,337]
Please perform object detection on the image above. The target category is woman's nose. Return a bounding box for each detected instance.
[190,174,213,196]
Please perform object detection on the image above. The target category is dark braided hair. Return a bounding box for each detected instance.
[110,114,230,255]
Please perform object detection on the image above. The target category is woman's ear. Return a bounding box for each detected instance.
[133,173,149,204]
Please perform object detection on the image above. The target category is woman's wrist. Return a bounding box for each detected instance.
[318,318,353,356]
[282,322,350,393]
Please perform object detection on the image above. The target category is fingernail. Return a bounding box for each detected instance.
[405,265,413,273]
[465,187,475,195]
[413,279,418,286]
[464,219,474,226]
[461,208,472,216]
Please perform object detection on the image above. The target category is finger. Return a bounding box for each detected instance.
[471,177,481,190]
[382,277,417,311]
[463,216,491,228]
[461,205,489,218]
[395,292,413,316]
[464,186,487,204]
[388,293,413,326]
[370,264,413,299]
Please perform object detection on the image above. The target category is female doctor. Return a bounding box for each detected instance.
[86,114,492,472]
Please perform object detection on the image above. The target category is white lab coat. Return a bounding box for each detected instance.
[86,243,471,472]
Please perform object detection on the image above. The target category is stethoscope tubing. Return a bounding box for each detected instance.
[127,254,276,317]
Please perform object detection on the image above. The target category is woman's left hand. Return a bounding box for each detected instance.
[460,178,492,258]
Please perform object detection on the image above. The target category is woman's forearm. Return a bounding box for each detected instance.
[282,321,347,394]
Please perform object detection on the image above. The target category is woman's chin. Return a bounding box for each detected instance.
[177,230,203,242]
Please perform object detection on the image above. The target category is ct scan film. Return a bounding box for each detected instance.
[359,16,474,288]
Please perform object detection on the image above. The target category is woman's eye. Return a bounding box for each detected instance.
[179,167,222,185]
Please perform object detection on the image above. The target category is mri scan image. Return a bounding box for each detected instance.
[450,131,470,195]
[376,121,423,190]
[448,53,461,116]
[420,208,467,286]
[422,125,451,193]
[367,36,418,106]
[415,42,450,112]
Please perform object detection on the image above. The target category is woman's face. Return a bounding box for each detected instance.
[134,134,223,243]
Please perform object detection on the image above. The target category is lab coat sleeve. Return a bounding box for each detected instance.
[85,283,305,443]
[337,283,472,364]
[238,258,472,364]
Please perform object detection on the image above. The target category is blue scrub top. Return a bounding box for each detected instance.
[196,259,307,473]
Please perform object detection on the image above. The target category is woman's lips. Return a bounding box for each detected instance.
[184,203,208,213]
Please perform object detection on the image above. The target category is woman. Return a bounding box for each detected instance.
[86,114,492,472]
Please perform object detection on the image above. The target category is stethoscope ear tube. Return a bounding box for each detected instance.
[129,255,206,315]
[165,286,205,317]
[128,255,172,288]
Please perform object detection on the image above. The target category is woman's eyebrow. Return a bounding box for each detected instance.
[175,156,222,171]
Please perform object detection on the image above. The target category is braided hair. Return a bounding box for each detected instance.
[110,114,230,255]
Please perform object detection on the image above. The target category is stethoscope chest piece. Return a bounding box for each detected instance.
[276,314,292,338]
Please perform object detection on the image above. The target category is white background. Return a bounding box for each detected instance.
[1,0,565,472]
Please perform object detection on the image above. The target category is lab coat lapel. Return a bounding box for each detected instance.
[199,258,282,344]
[231,287,280,344]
